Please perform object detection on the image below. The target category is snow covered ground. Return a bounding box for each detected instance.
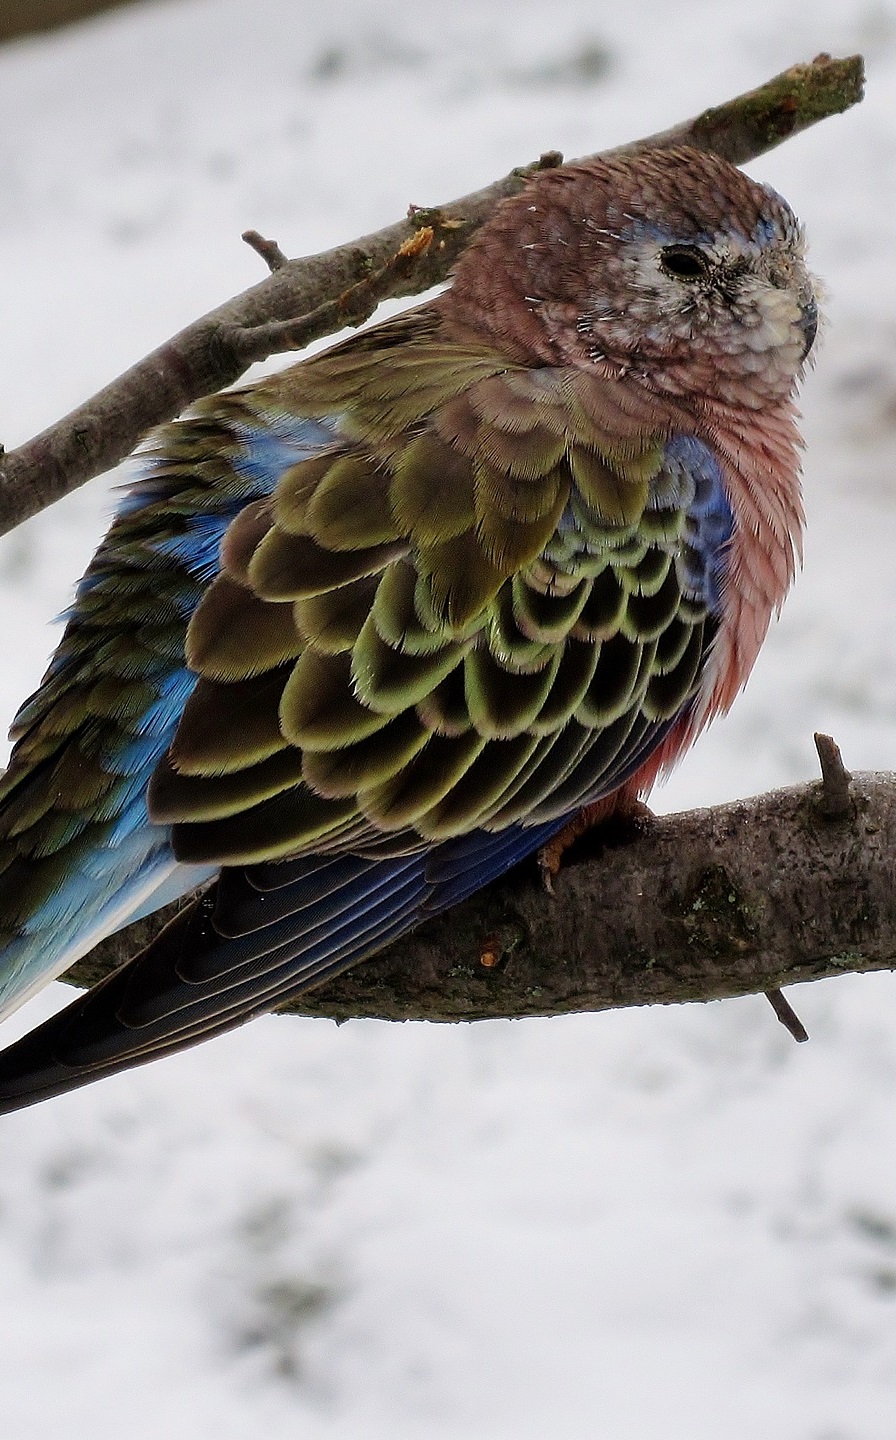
[0,0,894,1435]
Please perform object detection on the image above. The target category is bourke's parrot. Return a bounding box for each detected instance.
[0,147,818,1111]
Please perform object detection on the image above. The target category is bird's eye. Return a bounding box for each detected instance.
[659,245,710,281]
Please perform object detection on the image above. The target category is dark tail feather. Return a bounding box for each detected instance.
[0,854,430,1115]
[0,818,564,1115]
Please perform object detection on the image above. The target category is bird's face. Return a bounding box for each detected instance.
[444,146,819,412]
[574,199,819,405]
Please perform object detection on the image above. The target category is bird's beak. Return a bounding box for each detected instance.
[799,294,818,362]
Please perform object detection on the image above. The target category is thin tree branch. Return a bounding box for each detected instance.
[64,767,896,1021]
[0,52,863,537]
[764,988,810,1043]
[241,229,289,273]
[813,731,853,819]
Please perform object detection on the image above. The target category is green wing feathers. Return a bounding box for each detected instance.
[149,312,712,866]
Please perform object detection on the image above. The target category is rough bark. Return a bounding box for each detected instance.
[0,53,863,538]
[65,765,896,1023]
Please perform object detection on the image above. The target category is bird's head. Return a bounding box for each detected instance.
[441,146,818,411]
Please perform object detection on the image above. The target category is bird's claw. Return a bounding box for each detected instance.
[537,798,656,893]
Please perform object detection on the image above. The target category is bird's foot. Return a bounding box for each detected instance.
[537,798,654,894]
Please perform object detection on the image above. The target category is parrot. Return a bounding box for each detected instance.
[0,145,818,1112]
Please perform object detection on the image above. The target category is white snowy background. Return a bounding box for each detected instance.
[0,1,893,1436]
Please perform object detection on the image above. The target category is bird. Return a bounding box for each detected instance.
[0,145,818,1113]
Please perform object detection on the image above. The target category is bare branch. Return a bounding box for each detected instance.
[223,223,444,366]
[241,229,289,273]
[764,988,810,1043]
[63,767,896,1022]
[612,52,864,164]
[0,53,863,537]
[814,731,853,819]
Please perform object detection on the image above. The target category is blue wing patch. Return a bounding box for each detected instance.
[663,434,733,617]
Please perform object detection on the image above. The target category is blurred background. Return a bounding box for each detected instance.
[0,1,893,1436]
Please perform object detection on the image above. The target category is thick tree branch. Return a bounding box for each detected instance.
[0,52,862,537]
[64,766,896,1020]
